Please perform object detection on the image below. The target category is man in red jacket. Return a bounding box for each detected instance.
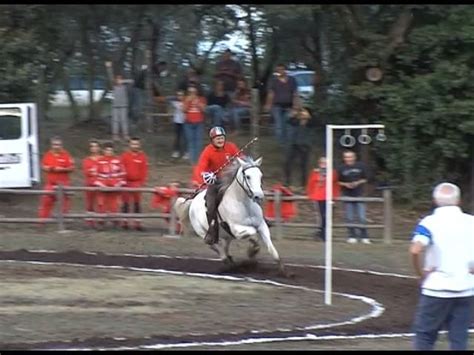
[94,142,126,228]
[192,126,240,245]
[38,136,75,222]
[82,139,102,228]
[121,137,149,231]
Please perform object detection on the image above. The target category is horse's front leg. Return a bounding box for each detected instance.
[257,222,286,275]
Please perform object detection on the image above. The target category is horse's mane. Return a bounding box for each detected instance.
[218,155,257,195]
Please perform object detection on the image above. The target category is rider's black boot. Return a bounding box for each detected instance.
[204,218,219,245]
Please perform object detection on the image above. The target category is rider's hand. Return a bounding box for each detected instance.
[202,171,217,185]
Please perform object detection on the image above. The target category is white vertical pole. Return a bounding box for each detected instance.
[325,125,333,305]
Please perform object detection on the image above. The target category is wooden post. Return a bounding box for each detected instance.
[274,190,283,239]
[168,195,179,238]
[383,188,393,244]
[250,88,260,158]
[56,184,65,232]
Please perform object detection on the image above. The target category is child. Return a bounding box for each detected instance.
[169,91,187,159]
[306,156,340,241]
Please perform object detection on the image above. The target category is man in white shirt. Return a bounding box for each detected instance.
[410,182,474,350]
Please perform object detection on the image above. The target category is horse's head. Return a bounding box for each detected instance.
[235,156,264,203]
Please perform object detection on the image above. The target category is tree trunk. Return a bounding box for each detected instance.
[246,6,260,88]
[60,67,80,122]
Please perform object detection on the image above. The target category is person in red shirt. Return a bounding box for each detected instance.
[121,137,149,231]
[183,85,207,164]
[94,142,126,229]
[38,136,75,222]
[306,156,340,241]
[192,126,241,245]
[82,139,102,228]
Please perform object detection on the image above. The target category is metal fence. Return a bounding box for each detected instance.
[0,185,393,243]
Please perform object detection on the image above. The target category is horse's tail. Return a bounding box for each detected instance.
[174,197,193,237]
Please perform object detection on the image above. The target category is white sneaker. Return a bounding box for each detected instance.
[362,238,372,244]
[182,152,190,160]
[171,151,180,159]
[347,238,358,244]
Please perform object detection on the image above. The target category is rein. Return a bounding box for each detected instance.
[235,165,260,200]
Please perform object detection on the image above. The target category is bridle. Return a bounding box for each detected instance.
[235,165,261,200]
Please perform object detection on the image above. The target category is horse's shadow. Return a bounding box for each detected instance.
[217,259,295,279]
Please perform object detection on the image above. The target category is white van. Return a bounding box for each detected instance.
[0,103,40,188]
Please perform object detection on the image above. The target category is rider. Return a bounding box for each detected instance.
[192,126,241,245]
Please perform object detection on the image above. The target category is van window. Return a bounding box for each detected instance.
[0,108,22,140]
[292,73,314,87]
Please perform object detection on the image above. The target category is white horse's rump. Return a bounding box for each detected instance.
[174,157,284,272]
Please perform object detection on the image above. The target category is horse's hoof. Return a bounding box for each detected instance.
[247,246,260,259]
[223,256,234,265]
[278,264,292,278]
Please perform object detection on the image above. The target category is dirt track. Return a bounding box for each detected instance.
[0,249,419,350]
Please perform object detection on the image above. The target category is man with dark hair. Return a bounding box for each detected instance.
[215,49,243,96]
[38,136,75,223]
[337,150,370,244]
[264,63,300,146]
[121,137,149,231]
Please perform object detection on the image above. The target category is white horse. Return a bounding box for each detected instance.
[174,156,286,273]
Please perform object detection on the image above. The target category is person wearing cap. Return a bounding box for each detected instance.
[410,182,474,351]
[192,126,241,245]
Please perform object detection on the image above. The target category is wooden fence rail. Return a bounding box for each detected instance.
[0,185,393,243]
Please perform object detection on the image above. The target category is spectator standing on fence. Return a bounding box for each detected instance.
[183,85,207,165]
[94,142,126,229]
[231,78,251,136]
[192,126,240,245]
[214,48,243,96]
[169,90,188,159]
[283,107,314,191]
[337,150,370,244]
[38,136,75,224]
[264,63,300,147]
[306,156,340,241]
[410,182,474,351]
[206,80,230,127]
[82,139,102,229]
[121,137,149,231]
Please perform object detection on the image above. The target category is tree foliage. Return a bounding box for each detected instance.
[0,4,472,203]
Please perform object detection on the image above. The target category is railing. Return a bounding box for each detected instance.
[0,186,393,244]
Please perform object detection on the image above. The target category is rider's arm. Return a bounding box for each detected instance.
[192,147,211,185]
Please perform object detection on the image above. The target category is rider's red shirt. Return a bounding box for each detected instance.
[192,142,240,185]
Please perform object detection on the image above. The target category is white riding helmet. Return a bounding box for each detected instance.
[209,126,226,140]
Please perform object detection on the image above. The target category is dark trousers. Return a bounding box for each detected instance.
[173,123,186,154]
[412,294,473,350]
[284,144,310,187]
[204,182,224,238]
[315,201,326,239]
